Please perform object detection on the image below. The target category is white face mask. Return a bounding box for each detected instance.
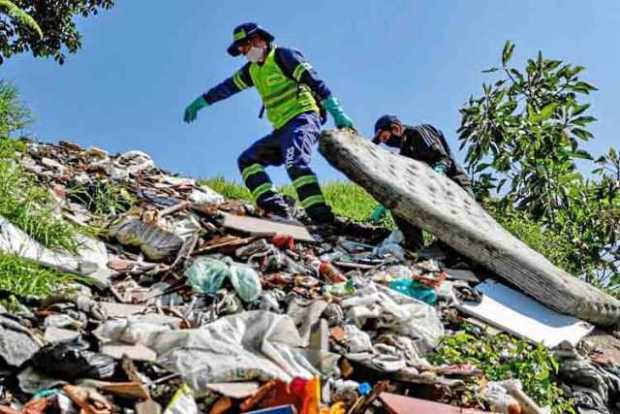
[246,46,265,63]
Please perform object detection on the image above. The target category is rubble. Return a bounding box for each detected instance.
[0,139,618,413]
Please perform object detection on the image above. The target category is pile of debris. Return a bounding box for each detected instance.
[0,139,619,414]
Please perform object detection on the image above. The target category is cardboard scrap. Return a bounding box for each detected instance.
[220,212,315,243]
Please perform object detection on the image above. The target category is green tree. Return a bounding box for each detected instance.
[0,80,30,138]
[0,1,43,39]
[0,0,114,64]
[459,41,619,289]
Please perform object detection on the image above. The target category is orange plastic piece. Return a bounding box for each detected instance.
[299,377,320,414]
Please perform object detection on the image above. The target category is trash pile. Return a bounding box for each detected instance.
[1,140,619,414]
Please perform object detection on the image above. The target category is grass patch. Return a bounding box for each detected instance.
[0,138,80,253]
[201,177,394,226]
[0,253,78,298]
[67,181,134,217]
[201,176,252,202]
[429,325,574,414]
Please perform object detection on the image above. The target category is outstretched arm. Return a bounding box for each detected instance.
[183,65,254,123]
[203,64,254,104]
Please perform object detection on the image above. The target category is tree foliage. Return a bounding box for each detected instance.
[0,0,114,64]
[0,0,43,39]
[0,79,30,137]
[459,42,619,289]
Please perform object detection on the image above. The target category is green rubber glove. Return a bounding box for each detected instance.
[184,96,208,123]
[370,204,387,222]
[433,164,447,175]
[321,96,354,129]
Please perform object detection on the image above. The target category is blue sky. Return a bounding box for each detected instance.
[3,1,619,184]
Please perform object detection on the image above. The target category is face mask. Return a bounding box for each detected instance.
[383,134,402,148]
[246,46,265,63]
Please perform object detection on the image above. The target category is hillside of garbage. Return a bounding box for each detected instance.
[0,138,619,414]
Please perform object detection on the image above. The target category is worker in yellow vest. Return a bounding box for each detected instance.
[184,23,354,223]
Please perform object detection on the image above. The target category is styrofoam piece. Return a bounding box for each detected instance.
[457,281,594,347]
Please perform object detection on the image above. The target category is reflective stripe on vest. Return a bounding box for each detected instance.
[249,47,319,129]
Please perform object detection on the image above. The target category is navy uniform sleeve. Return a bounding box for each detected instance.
[275,47,332,100]
[202,63,254,105]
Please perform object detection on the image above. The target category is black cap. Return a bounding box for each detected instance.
[372,114,400,144]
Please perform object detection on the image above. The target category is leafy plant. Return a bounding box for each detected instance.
[460,41,597,218]
[484,199,576,273]
[459,42,619,288]
[429,325,574,414]
[0,0,114,64]
[0,80,31,138]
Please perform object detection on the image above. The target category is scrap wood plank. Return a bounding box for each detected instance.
[457,281,594,347]
[220,212,315,243]
[379,393,495,414]
[192,235,256,255]
[319,129,620,327]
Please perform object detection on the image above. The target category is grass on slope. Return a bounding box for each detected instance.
[0,253,78,298]
[0,137,80,253]
[202,176,395,226]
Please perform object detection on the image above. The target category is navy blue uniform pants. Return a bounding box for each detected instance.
[237,112,333,222]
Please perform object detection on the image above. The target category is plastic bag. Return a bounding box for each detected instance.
[185,256,230,295]
[482,381,522,414]
[31,343,117,380]
[229,261,262,302]
[163,384,197,414]
[185,256,262,303]
[389,279,437,304]
[372,230,405,260]
[109,217,183,261]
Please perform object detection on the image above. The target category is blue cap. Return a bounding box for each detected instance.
[227,23,274,57]
[372,114,400,143]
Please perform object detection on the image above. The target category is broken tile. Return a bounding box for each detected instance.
[136,399,162,414]
[101,343,157,362]
[444,268,480,283]
[99,302,146,318]
[43,327,81,344]
[205,382,260,399]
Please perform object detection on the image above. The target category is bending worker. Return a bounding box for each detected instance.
[371,115,472,250]
[183,23,354,223]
